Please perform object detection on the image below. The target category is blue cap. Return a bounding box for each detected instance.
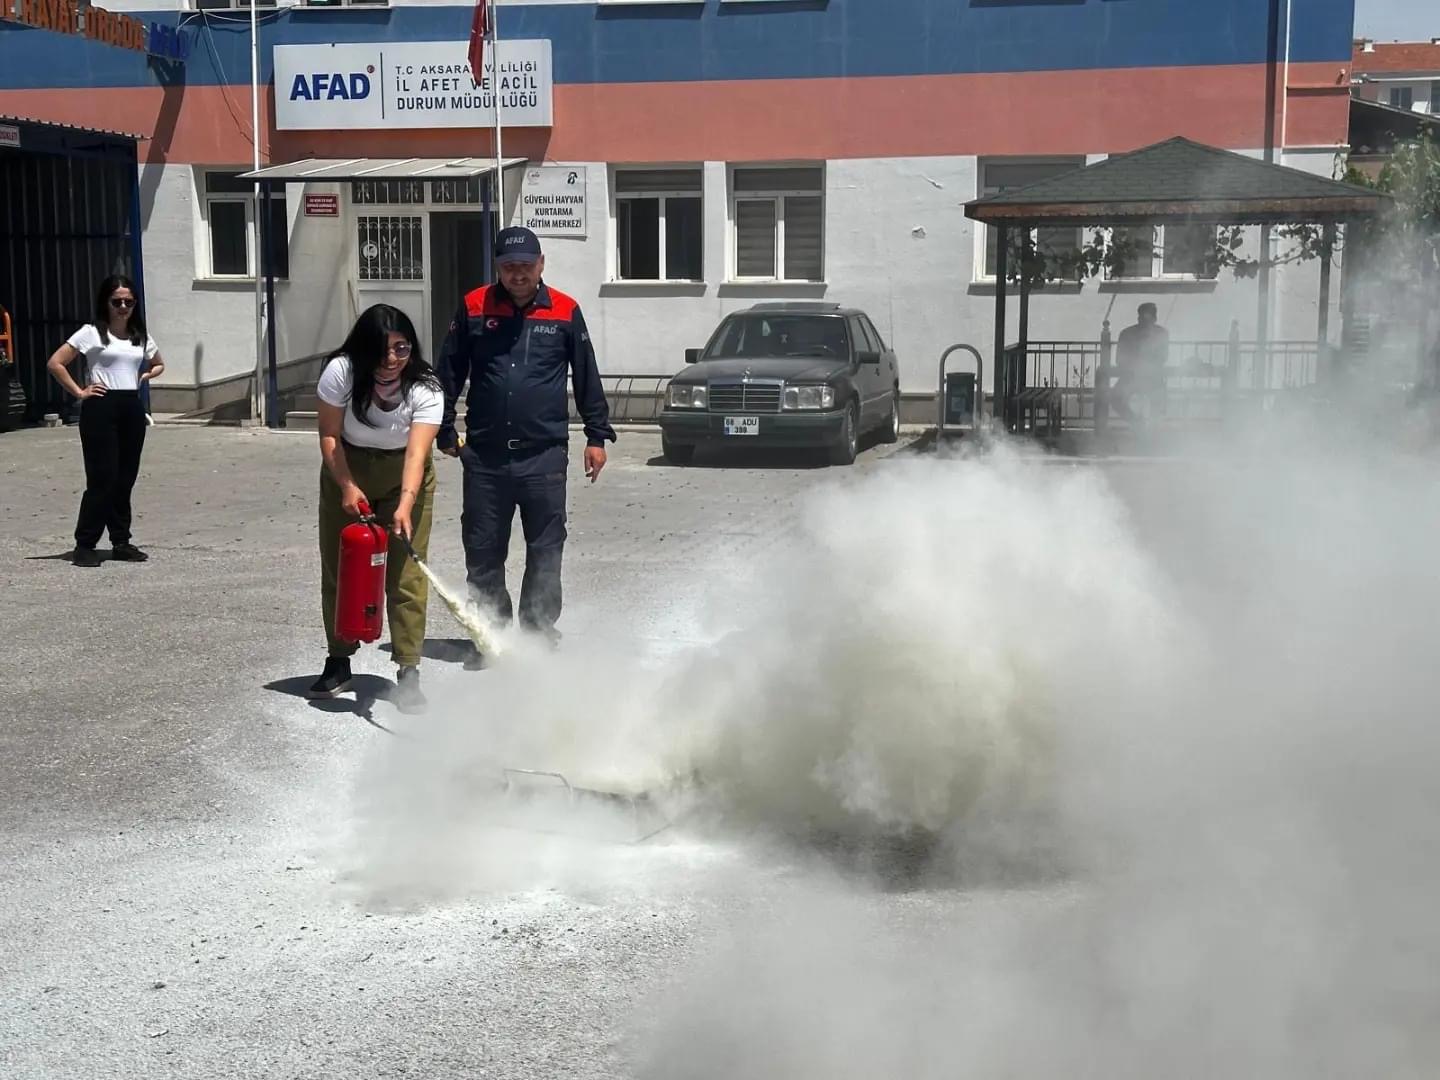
[495,226,543,264]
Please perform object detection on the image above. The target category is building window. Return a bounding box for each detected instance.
[193,0,277,9]
[976,159,1084,280]
[1431,81,1440,113]
[430,177,485,205]
[357,215,423,281]
[351,179,425,205]
[1389,86,1414,110]
[199,170,289,280]
[1107,224,1218,280]
[612,168,703,282]
[730,166,824,281]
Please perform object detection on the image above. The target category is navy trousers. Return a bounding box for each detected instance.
[459,442,568,633]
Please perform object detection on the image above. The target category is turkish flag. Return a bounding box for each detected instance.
[468,0,490,88]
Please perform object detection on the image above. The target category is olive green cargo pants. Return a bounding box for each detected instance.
[319,442,436,668]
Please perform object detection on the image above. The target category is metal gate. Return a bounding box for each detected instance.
[0,117,141,423]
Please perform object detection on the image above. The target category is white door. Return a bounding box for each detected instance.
[350,210,432,357]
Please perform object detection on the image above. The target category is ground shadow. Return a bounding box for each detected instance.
[378,638,477,664]
[23,548,131,563]
[263,674,399,734]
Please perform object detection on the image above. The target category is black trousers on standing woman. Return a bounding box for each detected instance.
[75,389,147,550]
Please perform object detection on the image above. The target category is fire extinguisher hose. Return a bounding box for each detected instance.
[391,529,504,659]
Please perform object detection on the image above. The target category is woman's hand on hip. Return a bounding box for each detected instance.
[78,383,107,400]
[340,483,368,518]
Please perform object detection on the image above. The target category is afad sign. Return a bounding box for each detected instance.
[4,0,190,62]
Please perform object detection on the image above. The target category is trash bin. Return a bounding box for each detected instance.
[944,371,976,428]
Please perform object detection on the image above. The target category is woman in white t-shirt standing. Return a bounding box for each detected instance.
[309,304,443,714]
[46,275,165,568]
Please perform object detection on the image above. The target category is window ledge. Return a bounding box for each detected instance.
[1099,278,1220,294]
[967,280,1084,296]
[599,280,708,298]
[191,277,291,290]
[717,280,828,298]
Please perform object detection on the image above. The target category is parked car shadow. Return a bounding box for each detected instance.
[645,446,832,470]
[263,674,399,733]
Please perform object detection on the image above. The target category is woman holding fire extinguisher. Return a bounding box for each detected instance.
[309,304,442,714]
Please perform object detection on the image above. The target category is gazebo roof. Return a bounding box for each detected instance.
[965,137,1389,226]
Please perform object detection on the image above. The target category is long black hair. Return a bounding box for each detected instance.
[332,304,441,427]
[94,274,147,347]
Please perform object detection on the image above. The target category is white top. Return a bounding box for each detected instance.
[66,325,159,391]
[315,354,444,450]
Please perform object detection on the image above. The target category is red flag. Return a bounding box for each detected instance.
[468,0,490,89]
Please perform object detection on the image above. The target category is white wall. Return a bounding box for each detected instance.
[139,165,349,392]
[137,150,1347,401]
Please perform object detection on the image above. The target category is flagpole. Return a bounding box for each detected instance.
[250,0,264,425]
[490,0,506,227]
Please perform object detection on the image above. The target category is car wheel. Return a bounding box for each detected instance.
[828,401,859,466]
[662,436,695,465]
[880,391,900,444]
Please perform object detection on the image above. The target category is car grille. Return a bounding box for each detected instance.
[707,381,782,414]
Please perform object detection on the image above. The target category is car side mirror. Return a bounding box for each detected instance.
[684,348,702,365]
[857,349,881,365]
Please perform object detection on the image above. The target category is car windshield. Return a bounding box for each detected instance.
[703,315,850,360]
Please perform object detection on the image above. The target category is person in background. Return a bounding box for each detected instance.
[46,275,165,568]
[1109,302,1171,424]
[436,226,616,665]
[309,304,442,715]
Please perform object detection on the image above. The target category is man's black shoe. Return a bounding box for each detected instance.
[111,543,149,562]
[72,546,101,568]
[393,666,427,714]
[307,657,353,699]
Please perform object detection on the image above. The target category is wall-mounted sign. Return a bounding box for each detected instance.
[0,124,19,149]
[521,166,587,238]
[2,0,189,61]
[274,39,552,131]
[304,194,340,217]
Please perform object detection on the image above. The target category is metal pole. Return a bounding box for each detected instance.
[1264,0,1280,164]
[993,225,1009,431]
[262,181,280,428]
[250,0,264,424]
[490,0,507,226]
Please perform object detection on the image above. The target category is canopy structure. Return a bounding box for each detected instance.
[240,156,528,183]
[963,137,1392,431]
[236,157,528,424]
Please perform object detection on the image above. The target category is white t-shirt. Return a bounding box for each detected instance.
[66,325,159,391]
[315,354,444,450]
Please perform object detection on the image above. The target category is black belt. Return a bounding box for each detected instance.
[469,437,563,453]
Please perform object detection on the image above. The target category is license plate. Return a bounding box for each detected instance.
[724,415,760,436]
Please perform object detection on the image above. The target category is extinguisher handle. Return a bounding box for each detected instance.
[356,499,374,521]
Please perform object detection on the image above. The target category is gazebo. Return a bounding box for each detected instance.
[963,138,1390,435]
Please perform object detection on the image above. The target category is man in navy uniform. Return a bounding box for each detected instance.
[436,226,615,655]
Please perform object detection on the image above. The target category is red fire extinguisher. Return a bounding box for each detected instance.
[335,501,389,644]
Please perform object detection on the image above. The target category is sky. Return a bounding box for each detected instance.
[1354,0,1437,41]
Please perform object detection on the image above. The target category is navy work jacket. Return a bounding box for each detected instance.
[435,281,616,451]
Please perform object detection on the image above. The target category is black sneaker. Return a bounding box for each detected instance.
[111,543,149,562]
[73,546,102,568]
[393,666,427,714]
[307,657,352,699]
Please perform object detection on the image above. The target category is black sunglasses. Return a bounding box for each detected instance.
[110,297,136,309]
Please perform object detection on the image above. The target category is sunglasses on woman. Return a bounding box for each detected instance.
[387,342,413,359]
[110,297,136,309]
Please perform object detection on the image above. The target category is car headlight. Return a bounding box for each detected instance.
[668,384,707,409]
[783,384,835,410]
